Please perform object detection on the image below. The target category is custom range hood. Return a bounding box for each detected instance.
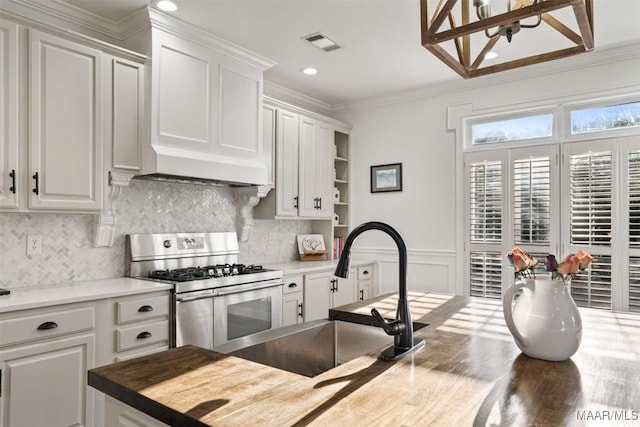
[135,7,276,187]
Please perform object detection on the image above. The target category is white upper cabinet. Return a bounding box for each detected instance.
[276,109,300,217]
[256,104,337,221]
[0,19,18,209]
[28,30,103,210]
[298,117,334,218]
[110,57,144,172]
[0,15,145,214]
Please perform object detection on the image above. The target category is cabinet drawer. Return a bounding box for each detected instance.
[116,295,169,324]
[0,307,94,347]
[114,345,170,362]
[358,266,373,280]
[116,320,169,352]
[283,275,304,295]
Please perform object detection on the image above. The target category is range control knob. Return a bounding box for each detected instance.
[163,239,172,248]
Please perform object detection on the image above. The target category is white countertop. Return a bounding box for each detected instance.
[264,259,375,275]
[0,278,173,313]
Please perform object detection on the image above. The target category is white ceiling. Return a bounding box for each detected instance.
[56,0,640,105]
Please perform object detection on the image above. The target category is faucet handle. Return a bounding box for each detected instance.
[371,308,406,336]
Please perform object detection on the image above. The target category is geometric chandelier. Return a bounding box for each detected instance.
[421,0,594,78]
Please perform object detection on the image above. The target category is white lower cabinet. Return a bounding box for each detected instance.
[282,274,304,326]
[93,291,171,427]
[357,265,373,301]
[105,396,169,427]
[0,289,171,427]
[303,269,357,322]
[0,304,96,427]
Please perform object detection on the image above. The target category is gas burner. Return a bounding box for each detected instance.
[149,264,268,282]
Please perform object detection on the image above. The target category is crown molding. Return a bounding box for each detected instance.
[5,0,144,41]
[263,81,335,118]
[263,94,351,132]
[148,7,276,71]
[1,2,146,62]
[333,42,640,114]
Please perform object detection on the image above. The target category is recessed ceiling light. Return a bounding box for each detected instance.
[157,0,178,12]
[484,51,499,60]
[302,67,318,75]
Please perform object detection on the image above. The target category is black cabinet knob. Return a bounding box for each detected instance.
[136,331,152,339]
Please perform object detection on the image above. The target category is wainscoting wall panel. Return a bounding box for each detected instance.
[352,247,457,295]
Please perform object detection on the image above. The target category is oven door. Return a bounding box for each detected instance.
[213,282,283,347]
[175,289,215,349]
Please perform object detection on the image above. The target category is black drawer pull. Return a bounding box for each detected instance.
[288,283,298,288]
[37,321,58,331]
[136,331,152,339]
[138,305,153,312]
[32,172,39,195]
[9,169,16,194]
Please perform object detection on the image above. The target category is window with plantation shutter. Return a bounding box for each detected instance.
[571,256,613,310]
[462,100,639,312]
[567,149,613,309]
[629,151,640,249]
[470,252,502,299]
[469,161,502,243]
[467,159,504,299]
[629,258,640,313]
[514,157,551,245]
[569,152,612,246]
[628,150,640,312]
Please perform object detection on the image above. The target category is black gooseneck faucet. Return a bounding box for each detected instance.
[334,221,425,361]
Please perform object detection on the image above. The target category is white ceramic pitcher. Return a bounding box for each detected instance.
[502,278,582,361]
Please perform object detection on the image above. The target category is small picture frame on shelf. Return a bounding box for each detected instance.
[371,163,402,193]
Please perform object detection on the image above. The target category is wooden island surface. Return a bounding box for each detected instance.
[88,292,640,426]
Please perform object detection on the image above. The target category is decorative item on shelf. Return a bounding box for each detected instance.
[420,0,594,79]
[333,213,339,225]
[333,187,340,202]
[502,247,593,361]
[333,144,338,158]
[297,234,327,261]
[333,236,346,260]
[371,163,402,193]
[333,169,337,181]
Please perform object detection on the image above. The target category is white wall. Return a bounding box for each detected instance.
[340,45,640,295]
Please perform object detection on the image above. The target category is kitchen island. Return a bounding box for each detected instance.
[88,292,640,426]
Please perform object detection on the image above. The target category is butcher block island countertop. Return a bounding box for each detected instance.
[88,292,640,426]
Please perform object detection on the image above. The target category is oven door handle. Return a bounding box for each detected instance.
[175,293,216,303]
[213,282,283,297]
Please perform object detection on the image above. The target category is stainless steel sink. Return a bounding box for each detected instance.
[213,320,394,377]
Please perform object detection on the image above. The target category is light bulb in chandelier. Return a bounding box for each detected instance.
[474,0,543,42]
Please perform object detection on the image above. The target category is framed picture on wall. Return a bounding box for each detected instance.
[370,163,402,193]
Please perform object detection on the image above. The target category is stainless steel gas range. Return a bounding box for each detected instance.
[126,232,284,349]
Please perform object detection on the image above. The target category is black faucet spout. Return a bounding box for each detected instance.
[334,221,425,361]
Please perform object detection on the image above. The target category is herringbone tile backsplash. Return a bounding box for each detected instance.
[0,180,311,287]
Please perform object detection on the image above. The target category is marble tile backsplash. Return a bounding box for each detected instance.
[0,179,311,288]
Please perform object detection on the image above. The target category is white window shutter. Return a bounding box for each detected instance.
[627,149,640,312]
[513,156,551,245]
[566,148,613,309]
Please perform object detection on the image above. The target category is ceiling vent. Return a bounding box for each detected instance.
[302,33,342,52]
